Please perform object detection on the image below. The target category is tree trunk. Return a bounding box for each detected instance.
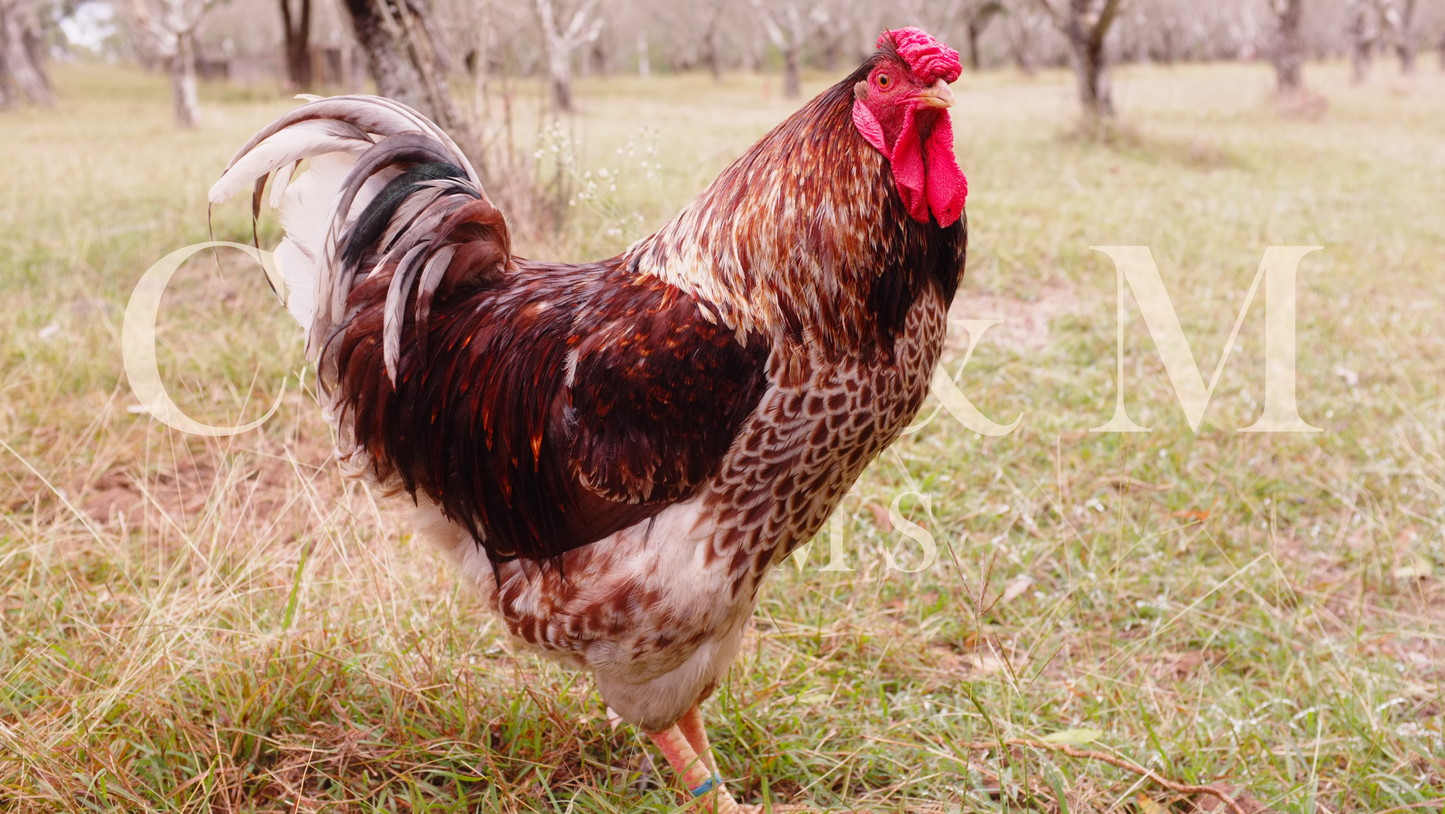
[1395,0,1417,74]
[965,2,1004,72]
[534,0,600,114]
[171,30,200,128]
[346,0,427,109]
[781,43,800,98]
[703,28,722,81]
[1058,0,1118,118]
[280,0,313,90]
[1040,0,1120,119]
[1012,46,1036,76]
[1272,0,1305,93]
[548,48,572,112]
[1007,14,1038,76]
[1065,31,1112,116]
[0,0,54,107]
[590,37,607,76]
[1349,1,1372,84]
[965,20,982,71]
[343,0,471,144]
[637,30,648,77]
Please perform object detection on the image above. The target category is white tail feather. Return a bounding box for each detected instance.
[269,160,298,210]
[273,238,315,328]
[263,151,399,342]
[209,95,488,362]
[207,118,371,205]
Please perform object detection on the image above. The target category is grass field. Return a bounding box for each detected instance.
[2,58,1443,813]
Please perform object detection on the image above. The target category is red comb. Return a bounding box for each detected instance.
[880,27,962,85]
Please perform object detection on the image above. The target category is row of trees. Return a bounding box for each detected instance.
[4,0,1443,124]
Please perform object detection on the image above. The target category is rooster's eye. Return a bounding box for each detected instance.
[877,74,891,89]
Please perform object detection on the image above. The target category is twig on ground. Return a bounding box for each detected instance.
[962,738,1251,814]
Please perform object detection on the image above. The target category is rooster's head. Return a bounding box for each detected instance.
[852,28,966,228]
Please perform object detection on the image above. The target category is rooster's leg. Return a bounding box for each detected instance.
[647,723,740,814]
[677,703,718,773]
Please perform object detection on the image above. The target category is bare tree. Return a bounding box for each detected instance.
[812,5,848,72]
[1033,0,1124,118]
[963,0,1007,71]
[654,0,729,81]
[699,0,727,81]
[0,0,54,107]
[1391,0,1418,73]
[535,0,601,113]
[1269,0,1305,93]
[279,0,312,89]
[343,0,473,145]
[131,0,220,127]
[1348,0,1381,83]
[1002,0,1049,75]
[750,0,824,99]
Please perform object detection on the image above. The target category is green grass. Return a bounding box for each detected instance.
[2,59,1444,812]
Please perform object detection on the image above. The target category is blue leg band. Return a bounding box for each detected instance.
[690,775,722,797]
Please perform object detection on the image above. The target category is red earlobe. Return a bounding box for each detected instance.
[852,101,886,153]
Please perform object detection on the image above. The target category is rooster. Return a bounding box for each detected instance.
[209,27,967,812]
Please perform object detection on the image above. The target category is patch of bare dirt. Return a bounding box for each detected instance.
[948,281,1082,352]
[79,430,347,535]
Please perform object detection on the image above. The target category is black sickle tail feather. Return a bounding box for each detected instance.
[339,162,469,273]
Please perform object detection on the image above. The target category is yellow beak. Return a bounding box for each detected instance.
[916,79,955,109]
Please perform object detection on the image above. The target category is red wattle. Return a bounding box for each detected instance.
[866,103,967,228]
[923,113,967,228]
[888,105,930,225]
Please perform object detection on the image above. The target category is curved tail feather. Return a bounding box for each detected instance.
[209,95,508,377]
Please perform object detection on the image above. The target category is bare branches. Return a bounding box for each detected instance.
[749,0,825,98]
[960,738,1254,814]
[1034,0,1125,118]
[535,0,603,112]
[129,0,221,126]
[963,1,1007,71]
[1029,0,1061,25]
[648,0,730,79]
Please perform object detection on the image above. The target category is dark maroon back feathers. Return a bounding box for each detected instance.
[328,256,769,565]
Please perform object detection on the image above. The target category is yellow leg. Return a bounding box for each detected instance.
[647,721,740,814]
